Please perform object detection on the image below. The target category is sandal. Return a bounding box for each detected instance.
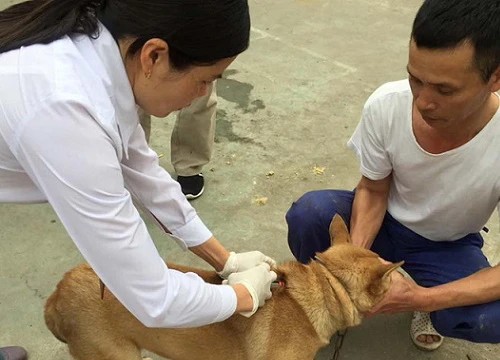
[395,268,444,351]
[411,311,444,351]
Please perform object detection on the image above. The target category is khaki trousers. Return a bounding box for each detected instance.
[139,81,217,176]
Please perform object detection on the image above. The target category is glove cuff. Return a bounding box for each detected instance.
[236,280,259,318]
[216,251,238,279]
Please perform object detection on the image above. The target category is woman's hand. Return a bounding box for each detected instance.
[190,237,277,278]
[225,263,278,317]
[217,251,276,279]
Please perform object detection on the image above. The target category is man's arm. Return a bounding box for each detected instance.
[350,174,392,249]
[421,265,500,311]
[370,263,500,315]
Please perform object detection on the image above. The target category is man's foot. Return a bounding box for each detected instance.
[0,346,28,360]
[396,268,444,351]
[177,173,204,200]
[410,311,444,351]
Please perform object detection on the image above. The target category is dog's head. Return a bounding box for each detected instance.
[315,214,403,314]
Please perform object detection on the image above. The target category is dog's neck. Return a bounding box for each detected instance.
[314,259,362,329]
[279,261,361,344]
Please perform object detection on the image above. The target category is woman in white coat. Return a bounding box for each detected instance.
[0,1,277,358]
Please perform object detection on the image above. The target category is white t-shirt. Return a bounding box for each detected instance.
[0,25,236,327]
[348,80,500,241]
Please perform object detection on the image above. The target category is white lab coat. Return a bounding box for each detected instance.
[0,24,236,327]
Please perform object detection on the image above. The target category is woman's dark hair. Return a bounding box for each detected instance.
[0,0,250,70]
[411,0,500,82]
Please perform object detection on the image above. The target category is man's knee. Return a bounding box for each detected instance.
[432,301,500,343]
[286,190,326,230]
[286,190,354,263]
[286,189,353,228]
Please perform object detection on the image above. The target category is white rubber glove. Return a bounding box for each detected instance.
[223,263,278,318]
[217,251,277,279]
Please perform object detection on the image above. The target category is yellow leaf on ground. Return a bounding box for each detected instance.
[253,196,269,205]
[313,165,326,175]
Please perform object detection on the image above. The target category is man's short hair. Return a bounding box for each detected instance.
[412,0,500,82]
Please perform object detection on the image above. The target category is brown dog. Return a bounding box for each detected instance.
[44,215,403,360]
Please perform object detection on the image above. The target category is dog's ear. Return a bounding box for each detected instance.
[368,260,405,299]
[377,260,405,281]
[329,214,351,246]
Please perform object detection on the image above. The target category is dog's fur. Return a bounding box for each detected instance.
[44,215,403,360]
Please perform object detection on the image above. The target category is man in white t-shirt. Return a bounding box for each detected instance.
[286,0,500,351]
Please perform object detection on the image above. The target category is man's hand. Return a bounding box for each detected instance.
[366,270,429,316]
[217,251,276,279]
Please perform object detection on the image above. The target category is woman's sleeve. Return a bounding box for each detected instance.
[120,123,212,249]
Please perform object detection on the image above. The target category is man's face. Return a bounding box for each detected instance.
[407,39,496,130]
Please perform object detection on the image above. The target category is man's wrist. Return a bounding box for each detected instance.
[415,286,437,312]
[350,234,373,249]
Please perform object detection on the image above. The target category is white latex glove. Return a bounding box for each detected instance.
[217,251,277,279]
[223,263,278,317]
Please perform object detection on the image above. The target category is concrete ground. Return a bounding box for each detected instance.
[1,0,499,359]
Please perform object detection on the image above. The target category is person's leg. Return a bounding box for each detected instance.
[171,81,216,199]
[138,87,217,155]
[432,297,500,343]
[172,80,217,176]
[137,82,216,199]
[286,190,355,263]
[0,346,27,360]
[286,189,399,264]
[397,232,500,343]
[369,217,445,347]
[287,193,500,343]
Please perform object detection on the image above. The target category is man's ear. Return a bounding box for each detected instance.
[488,65,500,93]
[377,261,405,281]
[329,214,351,247]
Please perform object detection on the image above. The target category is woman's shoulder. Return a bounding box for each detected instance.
[3,35,113,118]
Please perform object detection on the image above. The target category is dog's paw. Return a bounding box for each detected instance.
[142,358,153,360]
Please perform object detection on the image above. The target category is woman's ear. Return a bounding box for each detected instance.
[139,38,170,78]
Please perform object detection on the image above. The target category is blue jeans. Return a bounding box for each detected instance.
[286,190,500,343]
